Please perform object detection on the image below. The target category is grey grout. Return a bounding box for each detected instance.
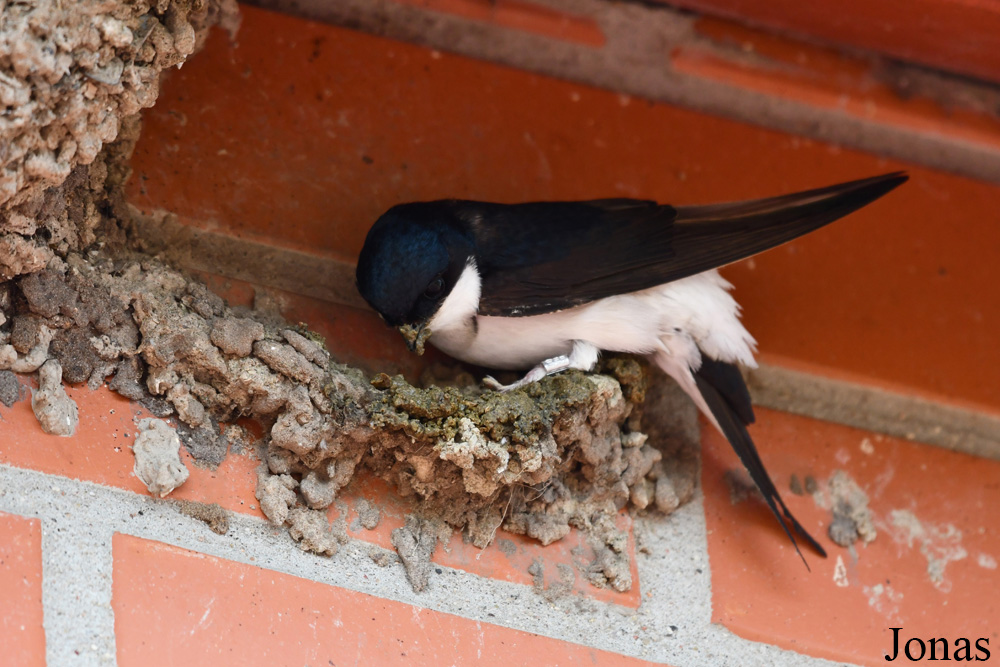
[131,208,368,310]
[747,364,1000,461]
[39,493,118,665]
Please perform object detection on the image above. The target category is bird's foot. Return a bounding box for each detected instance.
[483,355,572,392]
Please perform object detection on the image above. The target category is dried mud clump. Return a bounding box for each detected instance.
[257,358,697,594]
[175,499,229,535]
[0,370,21,407]
[1,0,240,415]
[30,358,79,436]
[0,0,239,282]
[822,470,877,548]
[0,0,239,212]
[391,515,445,592]
[132,417,190,497]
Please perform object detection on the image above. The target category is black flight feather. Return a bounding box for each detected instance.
[694,357,828,565]
[475,172,907,316]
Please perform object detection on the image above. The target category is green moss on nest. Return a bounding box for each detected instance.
[599,355,648,404]
[367,370,597,447]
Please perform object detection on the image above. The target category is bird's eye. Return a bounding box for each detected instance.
[423,276,444,298]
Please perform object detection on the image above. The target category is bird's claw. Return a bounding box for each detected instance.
[482,375,508,392]
[483,374,531,393]
[483,366,547,393]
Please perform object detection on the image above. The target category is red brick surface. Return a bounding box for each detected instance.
[111,533,658,666]
[663,0,1000,85]
[703,408,1000,665]
[676,17,1000,153]
[392,0,606,47]
[0,512,45,666]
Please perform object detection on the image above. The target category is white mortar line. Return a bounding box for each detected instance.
[10,479,120,666]
[0,463,854,666]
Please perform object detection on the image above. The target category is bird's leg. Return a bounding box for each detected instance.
[484,355,570,392]
[484,341,599,392]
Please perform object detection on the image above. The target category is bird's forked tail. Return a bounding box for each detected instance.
[653,350,827,567]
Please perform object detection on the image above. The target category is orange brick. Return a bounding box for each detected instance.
[702,408,1000,665]
[112,533,657,666]
[0,512,45,666]
[664,0,1000,86]
[130,6,1000,412]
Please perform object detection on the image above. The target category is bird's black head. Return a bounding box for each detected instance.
[356,202,475,328]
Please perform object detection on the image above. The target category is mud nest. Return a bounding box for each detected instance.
[1,240,698,591]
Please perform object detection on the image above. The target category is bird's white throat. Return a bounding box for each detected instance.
[427,259,482,334]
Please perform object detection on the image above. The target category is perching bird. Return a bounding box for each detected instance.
[356,172,907,564]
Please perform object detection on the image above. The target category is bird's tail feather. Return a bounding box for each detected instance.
[691,357,827,566]
[654,348,827,567]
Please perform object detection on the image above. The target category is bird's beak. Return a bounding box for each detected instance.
[398,323,431,355]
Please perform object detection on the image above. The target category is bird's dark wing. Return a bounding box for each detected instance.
[693,357,827,565]
[468,198,673,316]
[473,172,907,316]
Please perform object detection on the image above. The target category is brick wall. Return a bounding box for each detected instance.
[3,3,999,665]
